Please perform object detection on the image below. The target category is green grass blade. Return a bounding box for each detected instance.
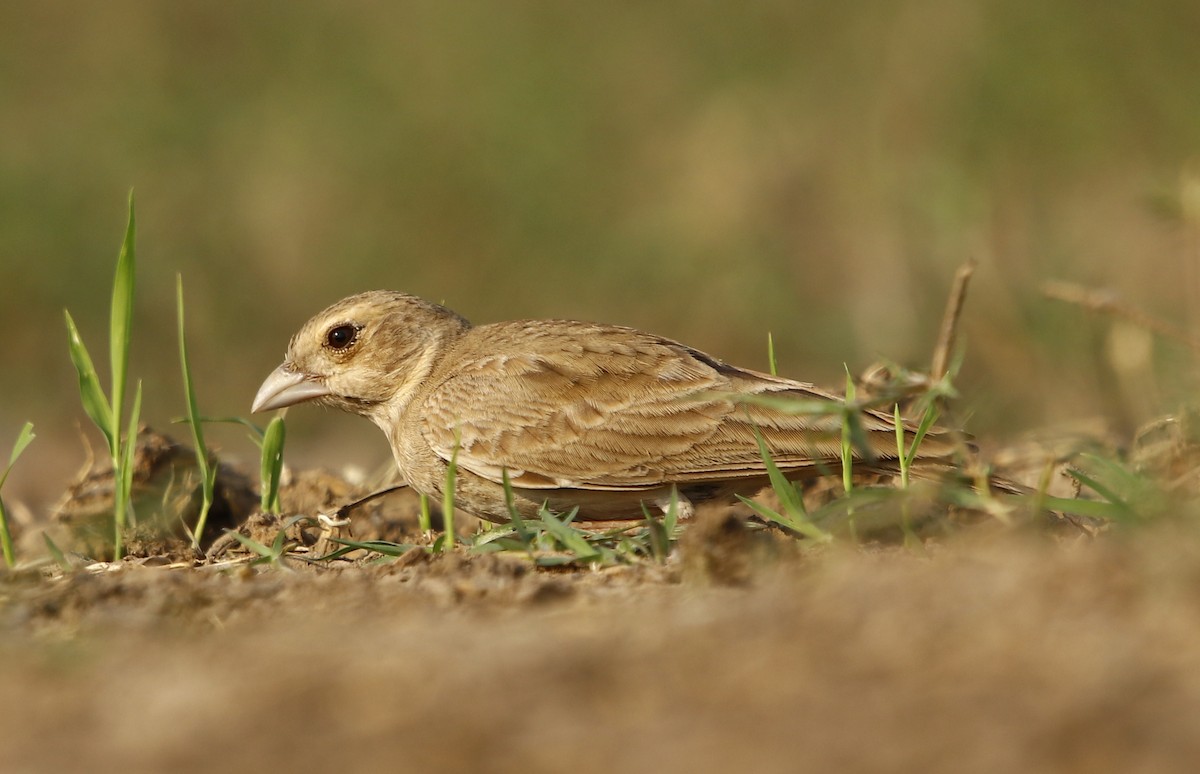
[894,405,908,488]
[841,369,856,493]
[737,493,789,525]
[751,427,808,518]
[0,422,36,568]
[7,422,35,471]
[175,275,209,476]
[110,191,136,443]
[538,509,600,561]
[113,380,143,557]
[64,310,115,451]
[728,393,847,416]
[663,486,680,537]
[893,404,917,543]
[260,416,286,514]
[0,422,35,491]
[1075,452,1152,495]
[223,519,305,564]
[501,468,533,546]
[640,502,668,562]
[472,525,519,548]
[1063,468,1133,516]
[440,436,459,551]
[0,497,14,567]
[325,537,416,558]
[748,423,831,542]
[737,494,831,542]
[177,274,215,545]
[643,488,681,561]
[906,403,940,465]
[174,416,267,441]
[1037,494,1136,523]
[472,537,532,554]
[122,380,143,494]
[226,530,281,560]
[418,493,431,532]
[43,532,72,572]
[767,332,778,376]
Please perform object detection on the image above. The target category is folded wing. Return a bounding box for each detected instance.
[420,321,952,491]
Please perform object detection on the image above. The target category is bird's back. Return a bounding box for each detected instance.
[413,319,957,492]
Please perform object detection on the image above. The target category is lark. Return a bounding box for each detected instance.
[252,291,958,523]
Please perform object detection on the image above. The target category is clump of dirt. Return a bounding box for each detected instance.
[678,506,789,585]
[43,427,256,558]
[31,428,458,563]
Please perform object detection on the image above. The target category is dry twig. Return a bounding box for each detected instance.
[1042,280,1200,356]
[931,261,976,383]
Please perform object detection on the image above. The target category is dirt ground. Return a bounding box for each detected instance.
[5,514,1200,774]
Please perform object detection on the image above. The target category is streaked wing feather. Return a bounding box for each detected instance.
[420,322,948,490]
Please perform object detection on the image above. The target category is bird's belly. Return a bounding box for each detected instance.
[389,421,774,522]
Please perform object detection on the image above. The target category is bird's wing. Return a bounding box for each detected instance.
[419,322,941,491]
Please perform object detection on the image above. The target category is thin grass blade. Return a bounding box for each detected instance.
[0,422,35,490]
[501,468,533,546]
[113,380,143,555]
[893,405,909,487]
[418,493,431,532]
[663,486,680,537]
[7,422,35,471]
[641,502,668,562]
[110,192,136,441]
[727,393,847,416]
[0,422,36,567]
[64,311,115,451]
[0,497,13,567]
[325,537,416,558]
[472,525,519,547]
[43,532,72,572]
[751,427,807,517]
[1076,452,1153,495]
[1064,467,1132,513]
[226,530,280,559]
[841,368,872,486]
[737,494,831,542]
[1037,494,1136,523]
[260,416,286,514]
[538,509,600,561]
[177,275,216,544]
[906,402,941,465]
[440,436,459,551]
[175,275,210,475]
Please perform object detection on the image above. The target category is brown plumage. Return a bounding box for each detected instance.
[252,291,959,522]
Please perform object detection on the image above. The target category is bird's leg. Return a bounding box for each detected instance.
[310,485,412,557]
[655,487,695,521]
[323,484,409,524]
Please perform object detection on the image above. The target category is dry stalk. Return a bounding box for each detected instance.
[930,260,976,383]
[1042,280,1200,356]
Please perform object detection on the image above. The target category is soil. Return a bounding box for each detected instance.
[4,430,1200,773]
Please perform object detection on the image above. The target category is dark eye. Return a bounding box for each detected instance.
[325,324,359,350]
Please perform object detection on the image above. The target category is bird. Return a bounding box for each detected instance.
[252,291,961,524]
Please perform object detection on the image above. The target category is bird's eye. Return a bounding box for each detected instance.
[325,324,359,351]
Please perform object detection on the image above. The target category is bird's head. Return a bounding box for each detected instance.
[251,291,470,421]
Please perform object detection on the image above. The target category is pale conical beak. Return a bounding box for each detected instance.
[252,365,332,413]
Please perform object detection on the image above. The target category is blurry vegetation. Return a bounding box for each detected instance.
[2,1,1200,506]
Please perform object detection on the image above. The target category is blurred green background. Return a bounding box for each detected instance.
[3,1,1200,508]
